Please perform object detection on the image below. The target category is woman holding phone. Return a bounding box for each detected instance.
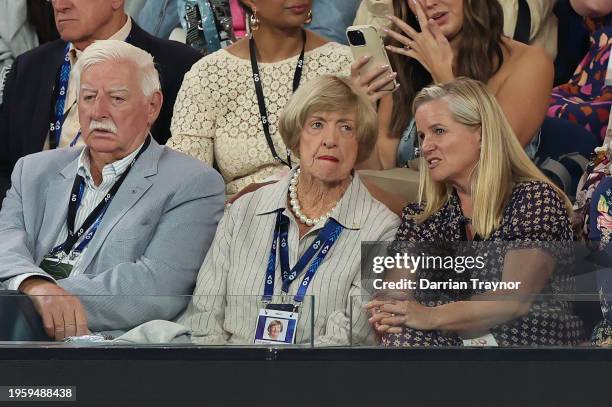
[362,0,555,169]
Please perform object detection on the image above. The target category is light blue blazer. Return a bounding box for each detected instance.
[0,140,225,332]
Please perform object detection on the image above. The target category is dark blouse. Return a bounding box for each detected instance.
[383,181,585,347]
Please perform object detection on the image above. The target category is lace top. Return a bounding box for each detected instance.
[168,42,353,194]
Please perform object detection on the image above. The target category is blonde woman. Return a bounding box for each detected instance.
[367,78,584,347]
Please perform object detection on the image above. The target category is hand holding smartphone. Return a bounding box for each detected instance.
[346,25,398,93]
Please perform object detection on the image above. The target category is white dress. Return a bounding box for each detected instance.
[168,42,353,194]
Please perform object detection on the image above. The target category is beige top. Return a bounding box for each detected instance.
[499,0,558,59]
[43,17,132,150]
[168,42,353,195]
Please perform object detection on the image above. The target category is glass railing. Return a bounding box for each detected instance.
[2,241,612,350]
[0,294,315,347]
[353,240,612,348]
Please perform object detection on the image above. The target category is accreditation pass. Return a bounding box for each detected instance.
[0,386,76,402]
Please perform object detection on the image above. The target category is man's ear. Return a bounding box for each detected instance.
[111,0,125,12]
[146,91,163,128]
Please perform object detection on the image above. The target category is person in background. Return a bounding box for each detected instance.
[0,0,201,198]
[362,0,555,170]
[368,78,584,347]
[168,0,392,195]
[548,0,611,141]
[134,0,182,40]
[354,0,558,60]
[306,0,362,45]
[0,0,59,104]
[499,0,559,59]
[353,0,393,34]
[0,40,225,340]
[124,0,146,17]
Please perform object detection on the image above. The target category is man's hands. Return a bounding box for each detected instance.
[19,277,89,340]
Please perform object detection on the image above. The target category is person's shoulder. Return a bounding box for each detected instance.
[502,37,552,69]
[510,180,566,209]
[222,38,249,60]
[227,180,286,219]
[23,147,80,165]
[355,178,400,226]
[402,202,424,218]
[131,24,201,65]
[12,39,66,67]
[305,41,353,76]
[188,47,239,73]
[17,148,81,178]
[505,180,571,239]
[157,145,224,191]
[159,145,221,177]
[398,202,426,227]
[512,179,559,196]
[308,40,351,59]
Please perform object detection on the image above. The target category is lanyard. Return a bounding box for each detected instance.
[249,30,306,168]
[49,137,151,257]
[49,43,82,149]
[264,211,344,303]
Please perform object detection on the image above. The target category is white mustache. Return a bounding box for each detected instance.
[89,119,117,134]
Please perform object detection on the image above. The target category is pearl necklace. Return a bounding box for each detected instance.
[288,169,337,226]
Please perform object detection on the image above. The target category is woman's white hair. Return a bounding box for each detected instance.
[74,39,161,97]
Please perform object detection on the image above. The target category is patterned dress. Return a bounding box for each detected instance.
[383,181,585,347]
[571,121,612,346]
[584,176,612,346]
[548,14,611,141]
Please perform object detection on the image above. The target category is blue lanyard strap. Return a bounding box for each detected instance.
[50,44,72,149]
[49,137,151,257]
[50,43,82,149]
[263,211,344,303]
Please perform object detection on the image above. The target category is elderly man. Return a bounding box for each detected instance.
[0,40,224,340]
[0,0,201,197]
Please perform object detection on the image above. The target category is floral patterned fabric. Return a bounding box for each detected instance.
[573,119,612,241]
[548,14,611,140]
[167,42,352,195]
[589,178,612,245]
[573,120,612,346]
[383,181,584,347]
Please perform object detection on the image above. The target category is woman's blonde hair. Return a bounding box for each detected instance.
[413,77,571,238]
[278,75,378,164]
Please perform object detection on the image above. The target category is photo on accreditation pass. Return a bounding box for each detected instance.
[254,309,298,345]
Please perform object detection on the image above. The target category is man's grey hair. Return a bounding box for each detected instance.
[74,40,161,97]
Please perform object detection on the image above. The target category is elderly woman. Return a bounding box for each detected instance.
[367,78,585,347]
[159,74,397,346]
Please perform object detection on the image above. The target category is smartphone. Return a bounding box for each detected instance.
[346,25,397,92]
